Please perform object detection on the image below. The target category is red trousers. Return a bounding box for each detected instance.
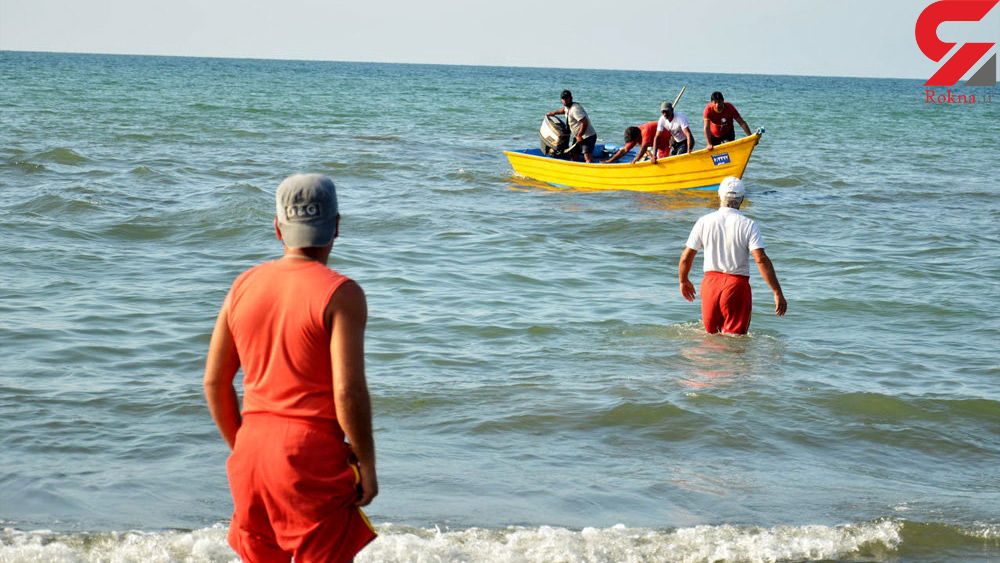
[226,414,376,563]
[700,271,752,334]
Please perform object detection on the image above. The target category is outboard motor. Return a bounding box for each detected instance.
[539,115,569,157]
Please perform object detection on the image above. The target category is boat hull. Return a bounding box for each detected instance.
[504,132,762,192]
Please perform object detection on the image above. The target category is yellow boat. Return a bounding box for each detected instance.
[504,130,763,192]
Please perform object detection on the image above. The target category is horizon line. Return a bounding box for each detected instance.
[1,48,930,82]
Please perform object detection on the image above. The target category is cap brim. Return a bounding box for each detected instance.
[278,220,335,249]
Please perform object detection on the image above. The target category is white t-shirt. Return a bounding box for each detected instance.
[685,207,764,276]
[566,102,597,139]
[657,113,690,142]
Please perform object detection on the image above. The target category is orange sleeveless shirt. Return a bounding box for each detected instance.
[227,259,350,428]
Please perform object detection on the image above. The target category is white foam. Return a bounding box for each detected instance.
[357,521,903,563]
[0,520,906,563]
[964,523,1000,541]
[0,524,237,563]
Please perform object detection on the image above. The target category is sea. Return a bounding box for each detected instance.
[1,50,998,562]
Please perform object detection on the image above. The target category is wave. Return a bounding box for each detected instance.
[33,148,89,165]
[1,160,47,173]
[2,519,996,562]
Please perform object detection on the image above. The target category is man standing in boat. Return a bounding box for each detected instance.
[546,90,598,163]
[703,91,751,150]
[678,177,786,334]
[603,122,671,164]
[651,102,694,163]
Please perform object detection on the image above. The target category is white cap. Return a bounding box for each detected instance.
[718,176,746,197]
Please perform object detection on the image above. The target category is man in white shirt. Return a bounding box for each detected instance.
[546,90,598,163]
[651,101,695,163]
[678,177,786,334]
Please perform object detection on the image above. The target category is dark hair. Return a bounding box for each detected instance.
[560,89,572,99]
[711,91,724,102]
[624,126,641,143]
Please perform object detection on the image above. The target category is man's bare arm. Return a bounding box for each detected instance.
[204,295,242,450]
[737,117,751,136]
[679,247,698,302]
[328,280,378,506]
[751,248,787,316]
[630,142,652,164]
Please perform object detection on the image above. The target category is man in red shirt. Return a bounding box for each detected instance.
[204,174,378,563]
[703,91,752,150]
[603,121,671,163]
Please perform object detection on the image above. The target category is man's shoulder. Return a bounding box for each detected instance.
[325,277,366,319]
[731,210,760,229]
[694,210,719,225]
[235,260,275,281]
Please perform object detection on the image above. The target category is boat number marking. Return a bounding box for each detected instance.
[712,153,731,166]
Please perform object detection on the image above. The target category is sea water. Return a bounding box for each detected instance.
[1,51,998,562]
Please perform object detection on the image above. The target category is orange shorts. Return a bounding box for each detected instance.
[226,414,376,563]
[700,271,752,334]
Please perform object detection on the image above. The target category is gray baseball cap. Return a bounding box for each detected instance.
[660,101,673,112]
[275,173,339,248]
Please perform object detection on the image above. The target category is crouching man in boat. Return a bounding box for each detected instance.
[603,122,671,164]
[703,91,751,150]
[651,102,695,163]
[678,177,786,334]
[546,90,598,163]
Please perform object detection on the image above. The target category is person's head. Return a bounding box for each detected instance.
[710,91,725,112]
[624,126,641,144]
[274,173,340,250]
[718,176,745,208]
[561,90,573,107]
[660,101,673,120]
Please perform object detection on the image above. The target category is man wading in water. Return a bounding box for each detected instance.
[678,176,786,334]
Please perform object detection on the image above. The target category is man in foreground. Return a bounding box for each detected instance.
[204,173,377,562]
[546,90,598,163]
[678,177,786,334]
[603,121,670,163]
[703,91,752,150]
[651,102,695,163]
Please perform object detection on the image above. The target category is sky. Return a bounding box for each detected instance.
[1,0,998,79]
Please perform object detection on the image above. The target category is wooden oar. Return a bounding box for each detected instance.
[673,85,686,108]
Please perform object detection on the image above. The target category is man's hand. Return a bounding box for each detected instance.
[356,463,379,506]
[773,292,787,316]
[680,279,696,301]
